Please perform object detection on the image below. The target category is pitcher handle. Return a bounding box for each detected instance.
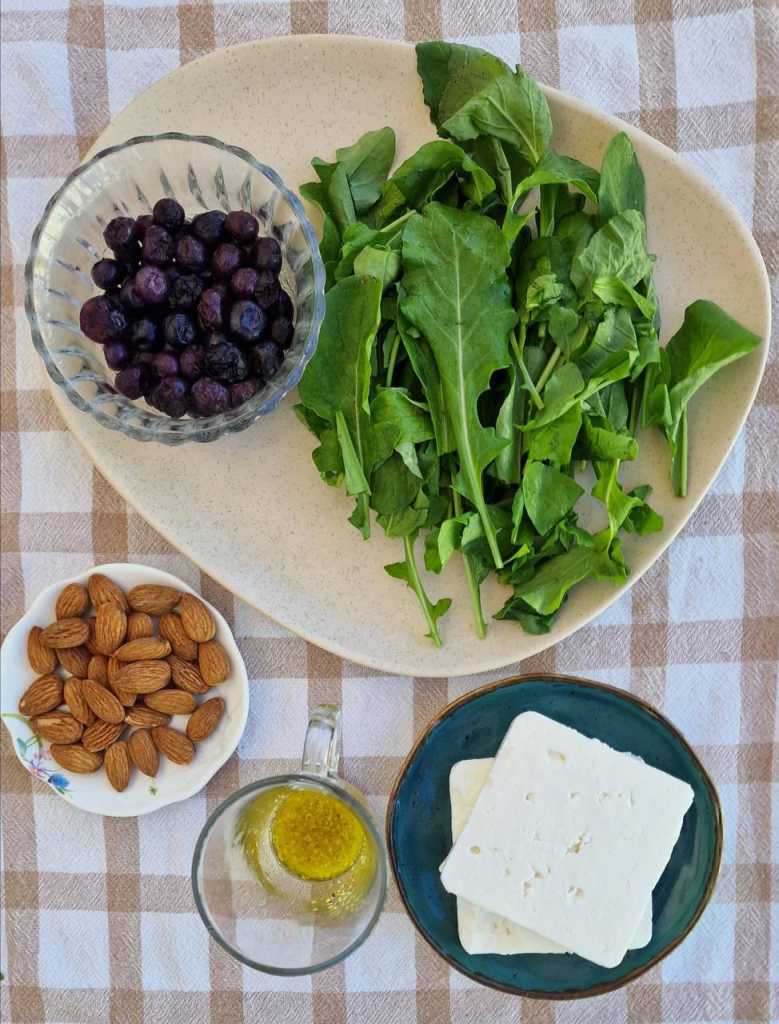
[301,704,341,778]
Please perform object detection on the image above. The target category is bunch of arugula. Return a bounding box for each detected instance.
[296,41,761,647]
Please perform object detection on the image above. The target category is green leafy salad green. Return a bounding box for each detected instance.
[296,41,761,647]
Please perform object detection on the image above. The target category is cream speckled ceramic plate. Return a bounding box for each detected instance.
[43,36,770,678]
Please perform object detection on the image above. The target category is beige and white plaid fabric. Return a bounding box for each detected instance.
[1,2,777,1022]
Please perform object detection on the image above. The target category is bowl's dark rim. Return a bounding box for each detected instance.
[385,672,723,1001]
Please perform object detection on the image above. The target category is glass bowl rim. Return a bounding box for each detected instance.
[24,131,326,442]
[190,774,388,976]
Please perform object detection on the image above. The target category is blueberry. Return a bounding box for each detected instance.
[179,344,206,381]
[130,317,159,351]
[197,286,226,332]
[152,198,185,233]
[104,341,130,370]
[269,316,294,349]
[254,268,281,309]
[91,258,125,291]
[114,364,149,400]
[119,278,146,311]
[204,342,247,383]
[165,265,181,287]
[251,340,284,381]
[273,289,294,321]
[135,214,154,239]
[225,211,260,246]
[229,300,266,343]
[170,274,203,311]
[191,210,226,248]
[134,264,169,305]
[175,235,208,272]
[211,242,243,280]
[142,224,174,265]
[79,295,128,344]
[151,351,180,379]
[230,267,260,299]
[191,376,229,416]
[205,331,229,348]
[163,313,197,349]
[254,236,282,274]
[103,216,137,254]
[148,376,189,418]
[229,377,260,408]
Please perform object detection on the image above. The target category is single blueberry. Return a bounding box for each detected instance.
[135,214,154,239]
[163,313,197,349]
[79,295,128,344]
[197,287,226,332]
[225,211,260,246]
[230,267,260,299]
[204,342,248,384]
[269,316,294,349]
[191,376,229,416]
[191,210,226,248]
[254,236,282,274]
[119,277,146,311]
[229,377,260,408]
[251,340,284,381]
[179,344,206,381]
[130,317,159,351]
[149,376,189,418]
[152,197,185,233]
[151,351,180,379]
[91,259,125,291]
[170,274,204,311]
[134,265,169,305]
[103,216,137,254]
[142,224,174,265]
[175,234,208,272]
[273,289,294,321]
[104,341,130,370]
[254,268,280,309]
[114,364,149,400]
[211,243,243,280]
[229,300,266,343]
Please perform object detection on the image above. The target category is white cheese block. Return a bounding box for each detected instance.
[440,712,693,967]
[450,758,652,955]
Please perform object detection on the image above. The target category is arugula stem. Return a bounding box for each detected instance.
[453,489,487,639]
[381,209,416,235]
[510,330,544,410]
[491,138,514,207]
[402,534,443,647]
[673,408,689,498]
[639,364,655,430]
[535,344,561,394]
[385,329,400,387]
[628,381,641,437]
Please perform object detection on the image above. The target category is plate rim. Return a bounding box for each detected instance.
[49,34,771,678]
[385,671,723,999]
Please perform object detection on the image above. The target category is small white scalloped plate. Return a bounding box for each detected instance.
[0,563,249,817]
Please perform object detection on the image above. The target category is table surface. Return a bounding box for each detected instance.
[1,3,777,1023]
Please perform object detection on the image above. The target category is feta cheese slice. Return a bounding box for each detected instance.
[450,758,652,955]
[440,712,693,967]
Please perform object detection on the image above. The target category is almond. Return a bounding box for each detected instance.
[82,679,125,724]
[126,611,154,641]
[84,618,101,655]
[107,665,137,708]
[114,660,171,694]
[87,573,128,609]
[87,654,108,685]
[31,712,83,744]
[107,655,122,684]
[167,655,208,694]
[94,602,127,655]
[186,697,225,742]
[127,729,159,777]
[50,743,103,773]
[178,594,216,643]
[27,626,58,674]
[104,741,131,791]
[159,613,198,661]
[55,582,89,619]
[18,674,63,717]
[63,678,95,726]
[40,617,89,650]
[124,706,170,728]
[82,720,124,752]
[56,644,90,678]
[113,638,171,662]
[127,584,180,615]
[198,640,231,686]
[143,689,197,715]
[151,726,195,765]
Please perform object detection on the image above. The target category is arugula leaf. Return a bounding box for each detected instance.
[310,159,357,234]
[513,151,600,206]
[591,460,644,541]
[494,593,558,634]
[571,210,654,295]
[522,461,584,536]
[593,276,656,320]
[575,306,637,383]
[598,131,645,221]
[509,542,627,616]
[415,41,511,128]
[354,245,401,289]
[525,403,582,467]
[578,415,638,461]
[385,535,451,646]
[335,127,396,214]
[493,368,522,484]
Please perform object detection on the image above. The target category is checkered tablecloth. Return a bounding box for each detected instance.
[1,2,777,1022]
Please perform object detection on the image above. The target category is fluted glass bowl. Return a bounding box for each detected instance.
[25,133,326,444]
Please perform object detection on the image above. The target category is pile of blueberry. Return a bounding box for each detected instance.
[79,198,294,418]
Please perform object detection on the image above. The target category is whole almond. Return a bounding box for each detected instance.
[55,583,89,619]
[144,689,197,715]
[82,720,124,752]
[124,706,170,728]
[107,655,122,684]
[40,617,89,650]
[151,726,195,765]
[178,594,216,643]
[127,584,180,615]
[126,612,154,641]
[108,669,137,708]
[27,627,58,674]
[88,573,128,609]
[159,613,198,661]
[114,638,171,662]
[127,729,159,777]
[167,655,208,694]
[198,640,231,686]
[114,660,171,694]
[104,741,131,792]
[186,697,225,742]
[50,743,103,773]
[18,674,63,717]
[88,654,108,685]
[56,645,90,678]
[94,602,127,656]
[82,679,125,724]
[31,712,83,744]
[63,678,95,726]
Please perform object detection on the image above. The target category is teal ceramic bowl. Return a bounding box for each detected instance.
[387,674,722,999]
